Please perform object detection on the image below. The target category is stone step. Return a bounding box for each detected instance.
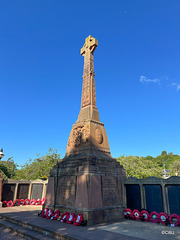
[0,216,73,240]
[0,218,54,240]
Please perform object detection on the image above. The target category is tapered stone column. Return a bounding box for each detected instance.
[66,35,110,156]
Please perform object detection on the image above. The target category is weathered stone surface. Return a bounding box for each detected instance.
[45,177,54,205]
[56,176,76,206]
[45,152,126,224]
[75,175,88,208]
[66,35,111,156]
[45,36,126,225]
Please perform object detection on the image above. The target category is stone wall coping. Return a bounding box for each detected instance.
[3,179,48,184]
[124,176,180,185]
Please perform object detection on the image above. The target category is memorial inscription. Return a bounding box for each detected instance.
[2,184,16,201]
[31,184,43,200]
[126,184,141,210]
[144,184,163,213]
[17,184,29,199]
[167,185,180,215]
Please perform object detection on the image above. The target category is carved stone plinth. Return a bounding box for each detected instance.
[45,152,126,225]
[45,35,126,225]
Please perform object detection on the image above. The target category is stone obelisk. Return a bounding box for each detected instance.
[45,36,126,225]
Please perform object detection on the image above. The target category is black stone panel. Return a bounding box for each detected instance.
[31,184,43,200]
[2,184,16,201]
[144,184,163,213]
[126,184,141,210]
[167,185,180,215]
[17,184,29,199]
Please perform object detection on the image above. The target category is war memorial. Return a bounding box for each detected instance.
[45,35,126,225]
[0,36,180,239]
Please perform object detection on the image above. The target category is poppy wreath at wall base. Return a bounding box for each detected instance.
[158,212,169,224]
[46,209,54,219]
[7,200,14,207]
[140,210,150,222]
[41,208,49,218]
[59,212,69,223]
[2,201,7,207]
[24,199,30,205]
[150,211,159,223]
[73,214,83,226]
[41,197,46,205]
[51,210,60,220]
[20,199,25,205]
[66,213,76,224]
[14,199,21,206]
[132,209,141,221]
[124,208,132,219]
[169,214,180,227]
[35,199,42,205]
[30,199,37,205]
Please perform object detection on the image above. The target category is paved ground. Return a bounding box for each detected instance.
[97,220,180,240]
[0,206,179,240]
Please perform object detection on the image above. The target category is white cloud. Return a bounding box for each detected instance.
[169,82,180,91]
[139,75,161,84]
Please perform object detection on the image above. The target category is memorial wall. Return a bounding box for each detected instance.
[124,176,180,215]
[2,176,180,217]
[2,179,47,202]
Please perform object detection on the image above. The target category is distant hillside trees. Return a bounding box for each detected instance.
[1,150,179,180]
[116,151,180,179]
[116,155,162,179]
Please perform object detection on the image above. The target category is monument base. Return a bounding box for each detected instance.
[44,204,124,225]
[45,151,126,225]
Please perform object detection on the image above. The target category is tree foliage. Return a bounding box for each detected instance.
[116,151,180,179]
[0,157,18,179]
[116,155,162,179]
[13,148,60,180]
[1,149,180,180]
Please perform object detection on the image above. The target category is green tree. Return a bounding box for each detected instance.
[0,157,18,179]
[14,148,60,180]
[169,158,180,176]
[161,151,167,156]
[116,155,162,179]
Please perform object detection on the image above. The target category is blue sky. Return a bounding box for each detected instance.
[0,0,180,166]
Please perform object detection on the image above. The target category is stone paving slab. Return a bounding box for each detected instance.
[97,220,180,240]
[0,206,179,240]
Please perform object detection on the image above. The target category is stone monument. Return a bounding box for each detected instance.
[45,35,126,225]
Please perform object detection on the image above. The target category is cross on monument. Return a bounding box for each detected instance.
[66,35,110,156]
[78,35,99,121]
